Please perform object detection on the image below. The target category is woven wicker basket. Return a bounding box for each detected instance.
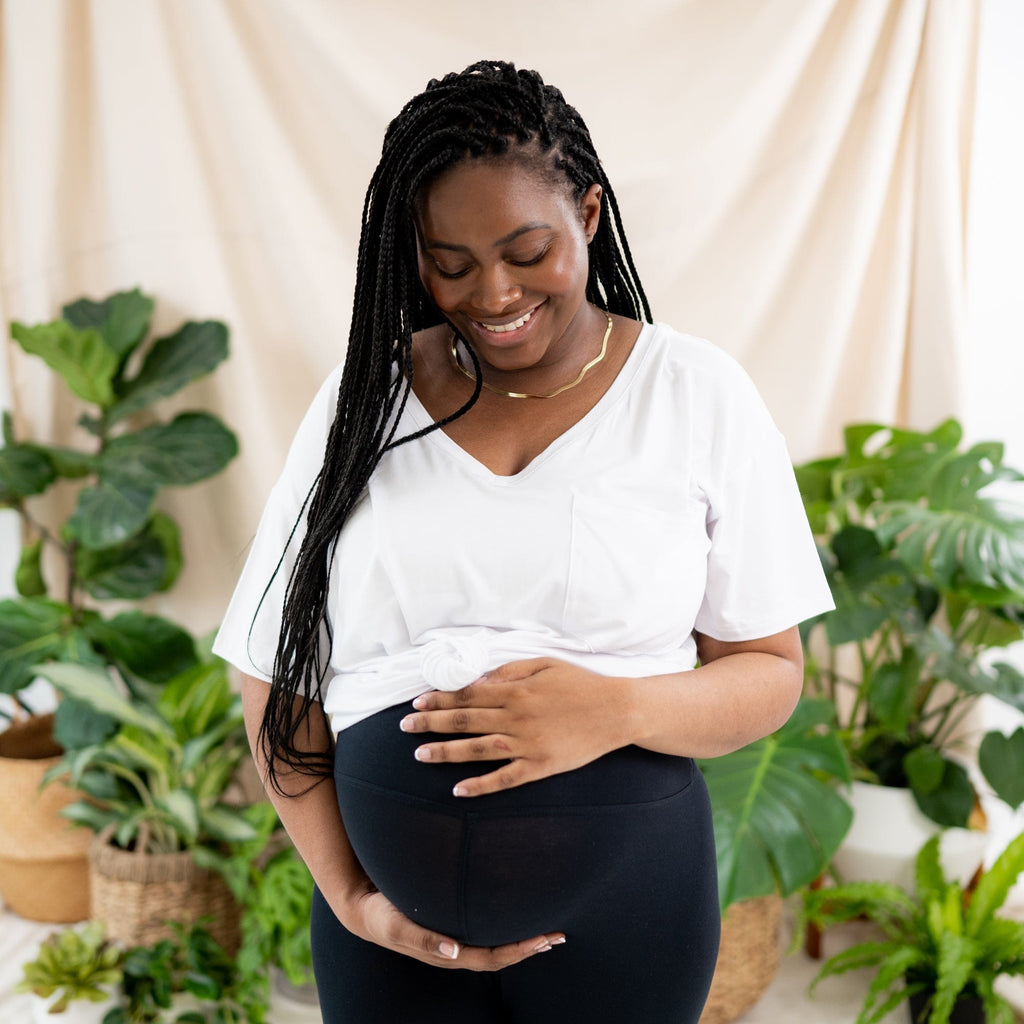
[699,895,783,1024]
[89,825,240,952]
[0,714,91,922]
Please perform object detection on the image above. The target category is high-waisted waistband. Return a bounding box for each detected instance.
[334,701,696,811]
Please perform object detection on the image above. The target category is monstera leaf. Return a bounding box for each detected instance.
[700,698,853,910]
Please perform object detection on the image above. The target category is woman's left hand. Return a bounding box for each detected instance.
[399,658,635,796]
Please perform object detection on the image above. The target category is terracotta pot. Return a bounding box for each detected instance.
[831,781,987,890]
[0,714,91,922]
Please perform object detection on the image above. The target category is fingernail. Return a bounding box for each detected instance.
[551,936,566,945]
[413,695,428,709]
[452,785,467,797]
[414,746,432,762]
[439,941,459,959]
[399,716,414,732]
[532,940,551,952]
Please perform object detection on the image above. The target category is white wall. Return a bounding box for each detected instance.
[964,0,1024,466]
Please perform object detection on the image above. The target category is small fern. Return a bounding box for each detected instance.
[805,832,1024,1024]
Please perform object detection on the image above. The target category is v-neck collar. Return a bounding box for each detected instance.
[400,321,656,483]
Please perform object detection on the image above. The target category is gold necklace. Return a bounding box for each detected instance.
[449,313,613,399]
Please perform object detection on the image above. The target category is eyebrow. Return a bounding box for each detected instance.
[423,222,553,252]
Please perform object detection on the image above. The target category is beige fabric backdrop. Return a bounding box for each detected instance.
[0,0,980,633]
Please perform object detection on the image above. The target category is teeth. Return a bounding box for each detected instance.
[480,309,534,333]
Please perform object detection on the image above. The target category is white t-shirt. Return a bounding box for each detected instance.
[213,322,834,734]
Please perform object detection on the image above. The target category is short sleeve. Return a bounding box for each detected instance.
[211,363,344,681]
[692,361,834,642]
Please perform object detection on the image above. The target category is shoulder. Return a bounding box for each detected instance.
[639,323,767,412]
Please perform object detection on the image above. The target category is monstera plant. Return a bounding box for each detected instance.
[0,287,237,749]
[699,697,854,910]
[796,419,1024,828]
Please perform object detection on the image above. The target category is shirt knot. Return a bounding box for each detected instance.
[418,633,490,691]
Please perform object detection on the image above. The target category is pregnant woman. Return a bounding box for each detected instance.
[214,59,833,1023]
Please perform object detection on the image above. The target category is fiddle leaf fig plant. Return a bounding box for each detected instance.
[0,288,237,747]
[796,420,1024,827]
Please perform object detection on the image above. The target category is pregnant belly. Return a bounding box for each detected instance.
[333,704,707,947]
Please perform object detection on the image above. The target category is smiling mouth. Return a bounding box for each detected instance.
[474,305,540,334]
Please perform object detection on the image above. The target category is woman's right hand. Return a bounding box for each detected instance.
[338,884,566,971]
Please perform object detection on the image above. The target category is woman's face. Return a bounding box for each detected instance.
[415,157,602,376]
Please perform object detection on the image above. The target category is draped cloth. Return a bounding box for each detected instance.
[0,0,980,631]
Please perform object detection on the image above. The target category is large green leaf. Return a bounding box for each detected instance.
[866,650,922,735]
[0,443,55,503]
[107,320,229,423]
[65,471,156,549]
[10,319,118,407]
[905,749,974,828]
[76,513,183,600]
[155,789,200,843]
[0,597,70,694]
[36,661,172,736]
[53,696,119,750]
[199,804,259,843]
[83,611,197,683]
[876,497,1024,594]
[843,420,963,501]
[978,728,1024,811]
[823,538,919,646]
[159,660,233,736]
[63,288,154,362]
[31,444,96,479]
[100,413,238,488]
[699,698,853,909]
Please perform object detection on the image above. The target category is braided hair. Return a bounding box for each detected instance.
[257,60,652,792]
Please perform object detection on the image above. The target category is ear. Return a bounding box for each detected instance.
[579,183,602,243]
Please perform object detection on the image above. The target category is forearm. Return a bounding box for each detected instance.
[241,674,370,910]
[621,646,803,759]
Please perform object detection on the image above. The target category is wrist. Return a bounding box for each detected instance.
[612,674,647,748]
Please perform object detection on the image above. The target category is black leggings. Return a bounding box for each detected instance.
[311,702,720,1023]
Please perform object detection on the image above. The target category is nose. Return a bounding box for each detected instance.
[473,263,522,313]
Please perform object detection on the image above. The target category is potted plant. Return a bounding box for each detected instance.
[17,921,123,1023]
[795,420,1024,881]
[696,696,854,1023]
[37,646,255,951]
[199,801,318,1009]
[244,845,317,1005]
[105,921,265,1024]
[0,287,237,920]
[802,829,1024,1024]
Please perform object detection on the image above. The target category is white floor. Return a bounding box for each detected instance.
[6,904,1022,1024]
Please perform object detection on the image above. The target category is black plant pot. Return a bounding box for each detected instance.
[907,989,985,1024]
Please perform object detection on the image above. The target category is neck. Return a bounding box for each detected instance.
[452,308,613,400]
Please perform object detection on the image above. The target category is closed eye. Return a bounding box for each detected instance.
[509,246,550,268]
[433,263,471,280]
